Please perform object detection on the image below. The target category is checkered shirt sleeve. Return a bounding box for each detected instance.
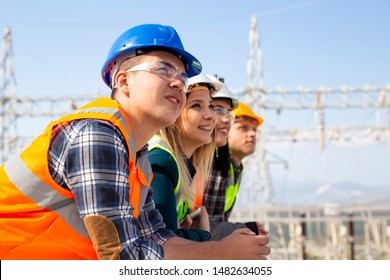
[48,119,175,259]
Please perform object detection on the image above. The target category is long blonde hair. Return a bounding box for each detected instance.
[158,105,217,206]
[190,131,216,205]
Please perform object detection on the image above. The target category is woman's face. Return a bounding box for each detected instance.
[213,99,233,147]
[177,89,217,156]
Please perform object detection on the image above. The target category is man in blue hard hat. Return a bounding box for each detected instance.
[0,24,269,260]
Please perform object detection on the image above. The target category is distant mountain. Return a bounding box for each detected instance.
[277,181,390,206]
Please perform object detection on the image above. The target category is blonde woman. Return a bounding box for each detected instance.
[148,73,221,241]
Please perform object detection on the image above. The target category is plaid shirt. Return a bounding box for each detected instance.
[203,168,227,226]
[48,119,175,260]
[203,160,243,228]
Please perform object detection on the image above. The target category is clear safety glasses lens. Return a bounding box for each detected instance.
[214,106,235,124]
[127,61,189,92]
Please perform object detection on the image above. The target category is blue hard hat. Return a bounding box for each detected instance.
[101,24,202,88]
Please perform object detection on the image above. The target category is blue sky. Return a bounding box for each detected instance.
[1,0,390,204]
[2,0,389,95]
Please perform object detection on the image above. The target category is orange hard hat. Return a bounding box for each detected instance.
[233,101,264,127]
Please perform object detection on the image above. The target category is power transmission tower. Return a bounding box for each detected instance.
[234,16,390,215]
[0,26,17,164]
[242,16,275,215]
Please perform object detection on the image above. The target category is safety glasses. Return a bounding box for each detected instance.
[213,105,236,124]
[126,61,189,92]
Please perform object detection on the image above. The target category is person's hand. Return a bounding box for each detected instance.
[256,222,269,236]
[179,215,193,228]
[162,227,270,260]
[220,228,270,260]
[245,221,269,235]
[190,206,210,233]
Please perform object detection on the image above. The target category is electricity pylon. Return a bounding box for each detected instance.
[0,26,17,164]
[241,16,275,213]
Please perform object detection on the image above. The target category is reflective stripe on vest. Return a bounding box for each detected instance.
[4,155,89,238]
[148,135,188,222]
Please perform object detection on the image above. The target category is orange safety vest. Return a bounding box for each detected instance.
[0,98,153,260]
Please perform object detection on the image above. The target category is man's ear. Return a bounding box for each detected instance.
[115,71,130,96]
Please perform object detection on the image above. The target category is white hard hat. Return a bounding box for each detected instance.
[187,73,223,96]
[207,74,239,109]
